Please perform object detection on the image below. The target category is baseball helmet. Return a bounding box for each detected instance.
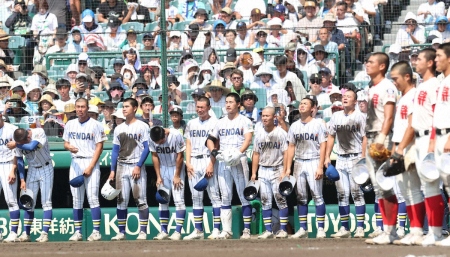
[440,153,450,175]
[194,176,208,191]
[241,89,258,102]
[101,179,121,200]
[360,180,374,193]
[418,153,439,182]
[325,164,340,181]
[69,175,85,187]
[279,176,296,196]
[244,180,260,201]
[155,185,170,204]
[219,148,243,167]
[376,162,395,191]
[19,189,34,210]
[352,158,370,185]
[243,180,260,201]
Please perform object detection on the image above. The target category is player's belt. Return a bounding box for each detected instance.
[0,160,12,164]
[414,130,429,137]
[436,128,450,135]
[261,164,283,170]
[337,153,359,158]
[192,154,210,159]
[73,156,90,159]
[118,162,137,165]
[295,158,318,162]
[366,132,378,139]
[34,162,50,168]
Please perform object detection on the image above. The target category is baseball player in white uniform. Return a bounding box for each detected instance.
[430,43,450,246]
[324,87,367,238]
[206,92,254,240]
[13,128,53,243]
[109,98,150,241]
[364,53,398,244]
[251,106,289,239]
[397,49,444,246]
[285,95,327,239]
[63,98,107,241]
[184,96,222,240]
[387,61,424,245]
[0,115,20,243]
[150,126,186,241]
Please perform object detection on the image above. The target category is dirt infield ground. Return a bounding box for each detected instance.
[0,239,448,257]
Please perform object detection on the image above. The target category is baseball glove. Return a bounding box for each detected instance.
[383,152,405,177]
[369,143,391,162]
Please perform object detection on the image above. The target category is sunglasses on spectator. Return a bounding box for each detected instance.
[210,88,222,92]
[257,33,267,38]
[171,36,180,39]
[144,38,154,41]
[310,79,321,84]
[231,76,242,80]
[0,40,8,43]
[406,20,417,25]
[78,62,87,66]
[438,22,447,25]
[297,51,306,55]
[242,96,255,101]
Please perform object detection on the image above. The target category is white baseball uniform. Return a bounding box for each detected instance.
[411,77,441,202]
[328,110,366,206]
[0,122,19,212]
[253,126,288,210]
[17,128,53,211]
[113,119,150,210]
[149,128,186,211]
[434,74,450,193]
[184,116,221,209]
[63,118,107,209]
[366,78,397,198]
[391,88,417,204]
[210,114,254,207]
[287,118,327,206]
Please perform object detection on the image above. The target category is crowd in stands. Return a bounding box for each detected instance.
[0,0,448,136]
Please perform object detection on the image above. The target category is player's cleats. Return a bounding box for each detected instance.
[436,235,450,246]
[3,231,19,243]
[218,231,232,239]
[353,227,365,238]
[111,232,125,241]
[169,231,182,241]
[153,231,169,240]
[396,227,405,239]
[0,231,3,242]
[331,227,350,238]
[421,232,442,246]
[372,231,399,245]
[136,231,146,240]
[183,229,204,240]
[393,231,422,246]
[316,227,326,238]
[290,228,308,239]
[275,230,288,239]
[207,228,220,239]
[87,230,102,241]
[368,226,383,238]
[36,232,49,243]
[18,232,31,242]
[258,230,274,239]
[68,231,83,241]
[240,228,251,239]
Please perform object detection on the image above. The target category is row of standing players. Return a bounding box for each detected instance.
[2,46,450,244]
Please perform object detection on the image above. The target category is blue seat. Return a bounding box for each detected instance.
[145,21,159,32]
[124,90,133,98]
[8,36,25,49]
[122,22,144,32]
[151,89,162,99]
[349,80,370,90]
[180,100,194,108]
